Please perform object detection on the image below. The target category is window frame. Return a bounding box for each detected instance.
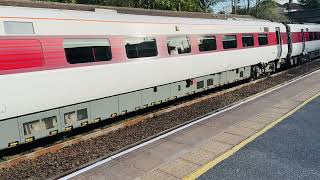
[197,35,217,52]
[258,33,269,46]
[167,36,192,56]
[64,38,112,64]
[222,34,238,49]
[241,34,255,48]
[124,37,158,59]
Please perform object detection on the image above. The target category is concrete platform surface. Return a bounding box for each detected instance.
[71,70,320,180]
[199,95,320,180]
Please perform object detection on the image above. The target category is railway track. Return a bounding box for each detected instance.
[1,59,320,179]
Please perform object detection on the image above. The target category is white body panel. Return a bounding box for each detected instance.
[0,46,277,120]
[292,43,304,57]
[306,40,320,53]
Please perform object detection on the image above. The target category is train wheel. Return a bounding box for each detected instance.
[268,61,277,74]
[252,65,263,79]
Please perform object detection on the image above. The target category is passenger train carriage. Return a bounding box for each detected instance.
[0,5,319,150]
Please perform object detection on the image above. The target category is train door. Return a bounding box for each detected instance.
[275,27,282,59]
[301,29,306,54]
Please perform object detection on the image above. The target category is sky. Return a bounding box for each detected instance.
[212,0,299,13]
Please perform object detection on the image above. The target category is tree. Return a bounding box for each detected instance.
[298,0,320,9]
[198,0,222,12]
[35,0,209,12]
[35,0,228,12]
[246,0,253,14]
[252,0,288,22]
[235,0,289,22]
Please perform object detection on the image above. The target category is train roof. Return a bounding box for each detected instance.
[288,23,320,30]
[0,5,282,27]
[0,0,254,20]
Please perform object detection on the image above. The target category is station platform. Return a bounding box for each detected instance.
[71,69,320,180]
[199,95,320,180]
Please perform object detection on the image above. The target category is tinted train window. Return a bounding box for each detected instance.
[242,34,254,47]
[315,32,320,40]
[258,34,268,46]
[94,46,112,61]
[198,35,217,52]
[167,36,191,55]
[125,37,158,59]
[64,39,112,64]
[223,35,237,49]
[309,32,314,41]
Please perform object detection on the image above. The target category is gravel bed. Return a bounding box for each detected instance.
[1,61,320,180]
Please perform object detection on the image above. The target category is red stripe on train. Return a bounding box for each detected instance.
[0,40,44,71]
[0,32,283,73]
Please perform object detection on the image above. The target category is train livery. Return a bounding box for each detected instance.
[0,6,320,150]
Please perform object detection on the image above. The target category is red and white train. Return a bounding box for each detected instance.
[0,6,319,150]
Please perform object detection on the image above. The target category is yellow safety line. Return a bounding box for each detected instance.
[184,91,320,180]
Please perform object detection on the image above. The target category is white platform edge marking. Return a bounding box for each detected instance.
[60,68,320,180]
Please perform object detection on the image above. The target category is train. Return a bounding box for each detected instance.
[0,5,319,150]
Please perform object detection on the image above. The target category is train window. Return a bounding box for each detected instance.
[65,47,94,64]
[242,34,254,47]
[23,120,42,135]
[64,111,76,125]
[223,35,237,49]
[258,34,268,46]
[125,37,158,59]
[309,32,314,41]
[167,36,191,55]
[94,46,112,61]
[77,109,88,121]
[64,39,112,64]
[314,32,320,40]
[42,116,58,130]
[198,35,217,52]
[4,21,35,34]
